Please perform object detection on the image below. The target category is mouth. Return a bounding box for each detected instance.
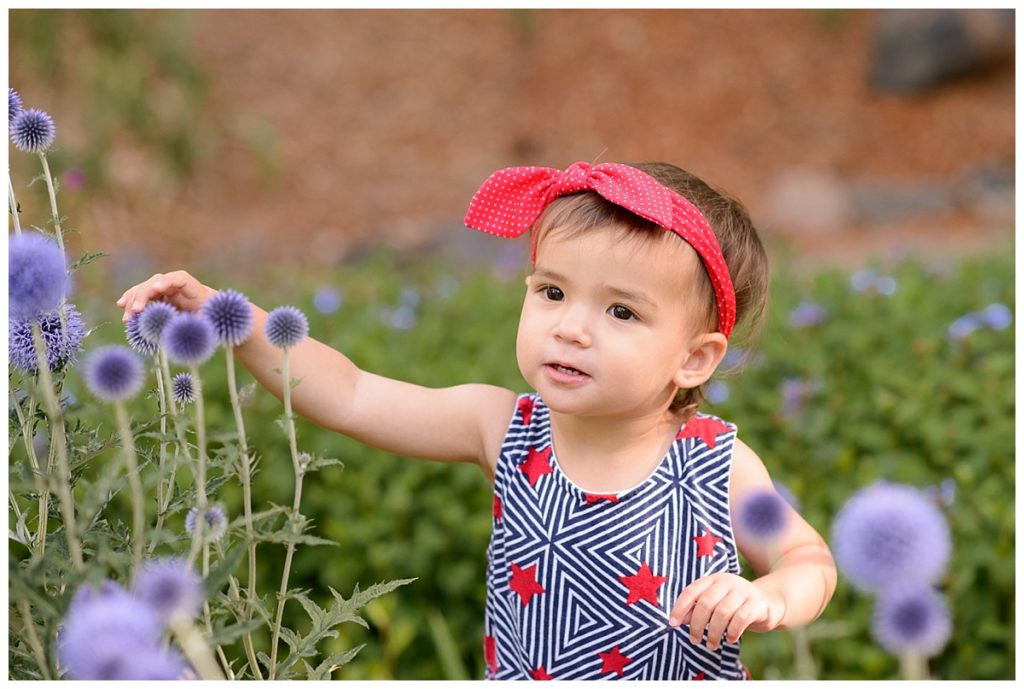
[544,362,591,382]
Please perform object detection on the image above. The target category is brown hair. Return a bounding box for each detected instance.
[530,161,769,417]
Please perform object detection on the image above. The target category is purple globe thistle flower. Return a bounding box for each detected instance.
[705,380,730,405]
[82,346,145,402]
[850,267,877,293]
[979,303,1012,331]
[66,579,127,619]
[9,87,23,121]
[736,488,789,542]
[172,372,196,406]
[10,108,56,153]
[387,304,418,330]
[313,286,344,314]
[201,288,254,347]
[9,302,86,373]
[133,557,204,623]
[264,305,308,349]
[162,311,218,366]
[9,231,71,320]
[57,583,163,680]
[185,505,227,542]
[874,275,898,296]
[773,480,801,511]
[789,301,827,328]
[137,301,177,346]
[125,311,158,356]
[871,586,951,657]
[831,481,951,593]
[947,313,983,341]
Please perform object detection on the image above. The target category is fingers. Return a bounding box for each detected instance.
[724,599,767,646]
[668,574,718,627]
[116,271,201,322]
[685,584,730,646]
[705,592,749,651]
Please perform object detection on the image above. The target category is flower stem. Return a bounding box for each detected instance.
[10,390,46,559]
[37,152,64,254]
[149,357,169,551]
[214,541,264,680]
[168,612,225,681]
[268,348,305,680]
[16,599,52,680]
[224,346,261,674]
[900,651,928,680]
[791,625,816,680]
[8,173,22,235]
[186,363,208,569]
[113,401,145,574]
[29,322,82,570]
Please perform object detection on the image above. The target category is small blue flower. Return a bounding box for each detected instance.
[781,377,820,418]
[133,557,204,623]
[773,481,801,511]
[947,313,983,341]
[10,108,56,153]
[871,586,951,657]
[83,346,145,402]
[705,380,729,405]
[850,268,877,293]
[264,305,309,349]
[201,289,254,347]
[58,582,163,680]
[399,287,421,308]
[162,312,218,366]
[9,231,71,320]
[789,301,827,328]
[125,311,158,356]
[720,346,746,372]
[9,87,23,121]
[831,481,951,593]
[978,303,1012,331]
[387,304,418,330]
[185,505,227,542]
[9,303,86,373]
[172,372,196,405]
[736,489,789,542]
[874,275,898,296]
[313,287,344,314]
[137,301,177,346]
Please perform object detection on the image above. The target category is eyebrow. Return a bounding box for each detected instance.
[532,267,657,309]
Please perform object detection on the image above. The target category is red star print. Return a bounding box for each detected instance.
[692,528,722,558]
[518,396,535,426]
[584,493,619,504]
[619,562,668,606]
[493,494,502,521]
[693,671,706,680]
[483,635,497,673]
[675,416,731,449]
[519,446,553,487]
[509,562,546,606]
[530,666,553,680]
[598,646,631,676]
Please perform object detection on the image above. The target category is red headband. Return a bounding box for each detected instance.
[464,161,737,338]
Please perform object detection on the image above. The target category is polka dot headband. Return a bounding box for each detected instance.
[464,161,737,338]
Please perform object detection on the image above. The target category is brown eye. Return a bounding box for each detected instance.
[610,305,636,321]
[543,286,564,301]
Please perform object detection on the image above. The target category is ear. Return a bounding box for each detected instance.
[524,274,533,288]
[673,332,729,390]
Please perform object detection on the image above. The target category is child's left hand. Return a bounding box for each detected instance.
[668,573,786,650]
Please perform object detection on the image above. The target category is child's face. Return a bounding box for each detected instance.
[516,223,709,419]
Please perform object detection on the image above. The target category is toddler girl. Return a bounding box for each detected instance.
[117,160,837,680]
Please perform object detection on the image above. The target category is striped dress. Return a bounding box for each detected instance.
[483,393,750,680]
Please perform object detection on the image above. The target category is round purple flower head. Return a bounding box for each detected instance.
[9,302,86,373]
[789,301,827,328]
[831,481,951,593]
[736,488,789,542]
[125,311,158,356]
[172,371,196,406]
[314,286,343,314]
[66,579,126,618]
[979,303,1012,331]
[871,586,951,657]
[185,505,227,542]
[705,380,730,405]
[947,313,983,341]
[58,581,163,680]
[9,87,23,121]
[201,288,254,347]
[9,231,71,320]
[137,301,177,346]
[133,557,204,623]
[162,311,218,366]
[265,305,309,349]
[10,108,56,153]
[83,346,145,402]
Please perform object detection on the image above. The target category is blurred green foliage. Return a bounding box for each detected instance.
[67,248,1013,679]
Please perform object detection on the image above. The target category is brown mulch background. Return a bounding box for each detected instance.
[10,9,1015,282]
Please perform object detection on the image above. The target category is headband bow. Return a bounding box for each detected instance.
[464,161,737,338]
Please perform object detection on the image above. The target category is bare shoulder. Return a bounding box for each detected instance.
[729,437,775,490]
[469,384,520,483]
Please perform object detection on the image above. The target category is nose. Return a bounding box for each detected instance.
[553,304,592,348]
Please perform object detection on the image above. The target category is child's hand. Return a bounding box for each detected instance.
[116,270,216,323]
[668,572,786,650]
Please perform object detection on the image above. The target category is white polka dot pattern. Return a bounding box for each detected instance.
[464,161,737,338]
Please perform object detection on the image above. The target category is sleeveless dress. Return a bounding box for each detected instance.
[482,393,750,680]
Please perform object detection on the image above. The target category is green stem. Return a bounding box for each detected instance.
[269,348,305,680]
[215,540,264,680]
[900,651,928,680]
[30,323,82,570]
[16,599,52,680]
[8,173,22,235]
[156,350,192,522]
[225,346,262,677]
[37,152,64,253]
[10,391,46,558]
[791,625,816,680]
[114,402,145,574]
[148,356,169,554]
[168,613,225,681]
[186,363,208,569]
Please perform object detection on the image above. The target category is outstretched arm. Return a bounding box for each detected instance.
[117,271,517,478]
